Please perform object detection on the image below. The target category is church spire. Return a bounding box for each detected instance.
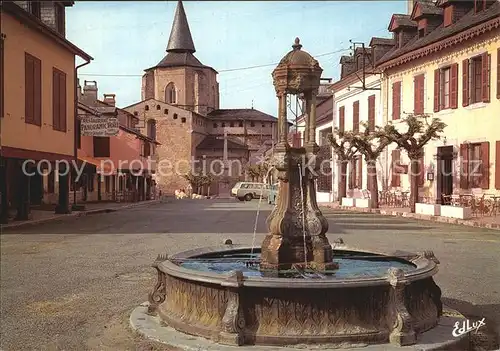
[167,0,196,53]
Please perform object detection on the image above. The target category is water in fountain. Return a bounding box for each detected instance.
[179,251,416,279]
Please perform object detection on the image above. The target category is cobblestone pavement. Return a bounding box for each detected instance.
[1,199,499,350]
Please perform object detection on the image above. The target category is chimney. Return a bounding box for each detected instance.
[411,1,443,36]
[389,14,417,49]
[438,0,474,26]
[82,80,98,106]
[340,56,356,79]
[103,94,116,107]
[369,37,395,64]
[355,47,372,71]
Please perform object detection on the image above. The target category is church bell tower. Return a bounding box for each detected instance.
[141,1,220,115]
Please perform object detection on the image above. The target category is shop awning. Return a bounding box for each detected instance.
[77,157,115,174]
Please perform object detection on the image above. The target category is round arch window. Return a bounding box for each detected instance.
[165,83,177,104]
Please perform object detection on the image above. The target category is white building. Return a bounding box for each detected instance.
[293,86,335,203]
[329,39,395,201]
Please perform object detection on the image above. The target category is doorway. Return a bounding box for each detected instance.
[29,168,43,206]
[436,146,454,204]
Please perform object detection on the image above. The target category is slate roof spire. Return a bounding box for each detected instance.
[167,0,196,53]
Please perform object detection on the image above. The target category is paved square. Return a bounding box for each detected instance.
[1,199,499,350]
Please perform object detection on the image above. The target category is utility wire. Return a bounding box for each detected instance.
[78,48,349,78]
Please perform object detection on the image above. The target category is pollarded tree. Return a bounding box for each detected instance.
[183,171,203,194]
[328,129,358,202]
[200,174,214,196]
[380,114,447,213]
[342,121,391,208]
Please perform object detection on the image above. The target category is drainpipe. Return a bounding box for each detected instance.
[72,59,91,210]
[383,71,389,190]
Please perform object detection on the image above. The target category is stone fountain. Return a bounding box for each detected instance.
[131,39,466,350]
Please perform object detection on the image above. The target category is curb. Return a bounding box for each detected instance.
[321,203,500,232]
[1,199,162,231]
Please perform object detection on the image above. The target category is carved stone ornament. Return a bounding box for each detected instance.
[387,268,416,346]
[219,271,245,345]
[418,250,440,264]
[147,254,168,314]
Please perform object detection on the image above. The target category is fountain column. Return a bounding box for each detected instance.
[260,38,336,273]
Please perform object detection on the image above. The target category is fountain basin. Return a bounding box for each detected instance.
[147,244,443,348]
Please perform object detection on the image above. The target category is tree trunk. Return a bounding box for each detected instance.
[410,158,419,213]
[367,159,379,209]
[338,161,348,202]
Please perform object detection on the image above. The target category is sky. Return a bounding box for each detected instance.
[66,1,406,116]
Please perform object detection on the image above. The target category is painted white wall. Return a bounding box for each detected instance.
[332,73,386,199]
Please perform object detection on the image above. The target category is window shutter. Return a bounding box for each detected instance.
[25,54,34,123]
[480,141,490,189]
[450,63,459,109]
[414,76,419,114]
[348,159,354,189]
[367,165,372,190]
[144,141,151,157]
[391,149,401,187]
[460,143,469,189]
[414,74,424,114]
[339,106,345,133]
[462,59,469,107]
[497,48,500,99]
[33,57,41,126]
[418,154,425,186]
[357,157,363,188]
[353,101,359,132]
[481,52,490,103]
[59,72,67,131]
[52,70,60,130]
[433,69,440,112]
[368,95,375,131]
[0,36,4,118]
[496,141,500,189]
[392,82,401,120]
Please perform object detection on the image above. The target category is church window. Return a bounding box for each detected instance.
[165,82,177,104]
[181,117,186,123]
[262,123,265,128]
[164,108,169,115]
[134,111,138,116]
[145,105,149,111]
[156,105,161,110]
[173,113,178,119]
[230,122,234,127]
[213,123,218,128]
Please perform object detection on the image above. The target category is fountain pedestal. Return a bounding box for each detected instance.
[260,38,336,272]
[260,144,336,272]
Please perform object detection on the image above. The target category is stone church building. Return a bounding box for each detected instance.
[123,0,277,195]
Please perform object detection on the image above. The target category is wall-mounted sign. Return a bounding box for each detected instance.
[81,116,119,137]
